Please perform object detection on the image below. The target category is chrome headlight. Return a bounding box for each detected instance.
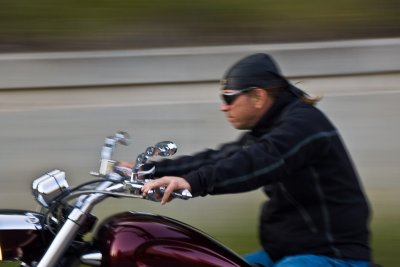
[32,169,69,208]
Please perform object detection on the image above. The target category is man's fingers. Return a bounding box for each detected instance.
[142,178,165,195]
[161,180,177,205]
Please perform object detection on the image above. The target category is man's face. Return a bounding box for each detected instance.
[220,89,261,130]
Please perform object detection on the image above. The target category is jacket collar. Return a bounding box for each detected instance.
[251,90,297,137]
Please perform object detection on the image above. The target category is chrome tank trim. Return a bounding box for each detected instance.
[0,213,42,230]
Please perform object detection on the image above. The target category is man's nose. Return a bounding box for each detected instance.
[220,103,229,112]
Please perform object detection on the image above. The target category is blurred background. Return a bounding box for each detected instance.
[0,1,399,266]
[1,0,400,52]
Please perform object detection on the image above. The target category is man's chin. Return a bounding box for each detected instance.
[231,122,249,130]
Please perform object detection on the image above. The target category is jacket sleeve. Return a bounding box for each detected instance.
[151,139,243,177]
[184,106,339,196]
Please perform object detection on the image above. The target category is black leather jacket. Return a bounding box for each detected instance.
[151,90,371,262]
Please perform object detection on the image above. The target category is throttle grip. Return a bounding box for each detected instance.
[145,187,192,202]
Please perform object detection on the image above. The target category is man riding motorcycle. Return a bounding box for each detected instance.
[140,53,372,267]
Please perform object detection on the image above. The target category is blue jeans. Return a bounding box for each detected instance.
[244,250,370,267]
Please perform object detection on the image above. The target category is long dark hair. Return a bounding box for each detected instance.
[266,84,322,106]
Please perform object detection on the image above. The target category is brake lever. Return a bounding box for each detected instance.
[137,166,156,178]
[114,165,156,181]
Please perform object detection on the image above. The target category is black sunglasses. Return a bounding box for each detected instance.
[220,87,256,105]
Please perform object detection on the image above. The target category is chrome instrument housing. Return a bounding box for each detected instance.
[32,169,69,208]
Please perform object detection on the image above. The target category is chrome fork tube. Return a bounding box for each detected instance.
[37,209,86,267]
[37,180,118,267]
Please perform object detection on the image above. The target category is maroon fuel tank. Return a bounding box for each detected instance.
[94,212,251,267]
[0,210,52,264]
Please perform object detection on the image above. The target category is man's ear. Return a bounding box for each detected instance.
[252,88,269,108]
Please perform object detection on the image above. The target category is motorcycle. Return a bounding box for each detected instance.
[0,131,253,267]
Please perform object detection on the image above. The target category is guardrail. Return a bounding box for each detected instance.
[1,38,400,89]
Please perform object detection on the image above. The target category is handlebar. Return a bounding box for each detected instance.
[32,131,190,212]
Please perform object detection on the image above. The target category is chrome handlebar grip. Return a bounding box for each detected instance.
[124,179,192,202]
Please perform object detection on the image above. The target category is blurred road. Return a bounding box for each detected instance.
[0,73,399,221]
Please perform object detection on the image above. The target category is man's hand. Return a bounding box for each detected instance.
[113,161,135,177]
[142,176,192,205]
[115,161,134,169]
